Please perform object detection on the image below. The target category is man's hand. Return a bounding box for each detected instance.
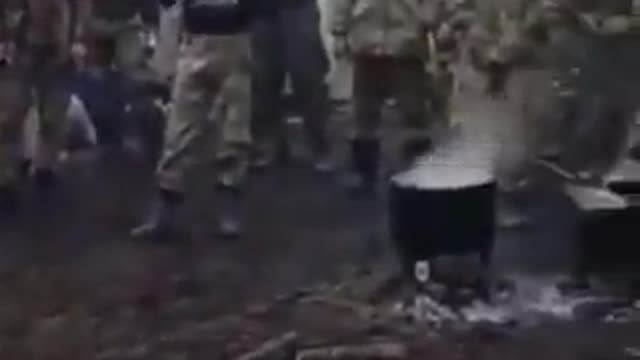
[333,35,350,59]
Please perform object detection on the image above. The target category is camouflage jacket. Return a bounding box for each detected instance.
[332,0,439,59]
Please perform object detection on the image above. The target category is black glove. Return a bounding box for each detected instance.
[158,0,177,8]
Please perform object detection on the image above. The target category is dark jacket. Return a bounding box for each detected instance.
[182,0,254,35]
[93,0,158,25]
[253,0,314,15]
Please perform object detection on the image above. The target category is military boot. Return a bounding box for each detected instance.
[347,138,381,195]
[0,160,34,220]
[216,184,243,240]
[250,142,275,171]
[19,159,32,180]
[0,184,20,221]
[130,189,183,243]
[311,149,335,175]
[33,168,58,197]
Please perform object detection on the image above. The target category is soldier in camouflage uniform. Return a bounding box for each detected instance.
[498,0,640,237]
[131,2,252,240]
[0,0,77,217]
[332,0,440,194]
[505,0,640,289]
[515,0,640,183]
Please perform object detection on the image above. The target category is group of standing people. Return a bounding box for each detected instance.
[0,0,480,242]
[133,0,335,240]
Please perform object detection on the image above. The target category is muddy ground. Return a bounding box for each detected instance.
[0,85,639,359]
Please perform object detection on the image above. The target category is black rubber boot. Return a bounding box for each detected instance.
[0,184,20,221]
[130,189,184,243]
[18,159,32,180]
[32,168,59,211]
[250,142,275,172]
[215,184,243,240]
[34,168,57,192]
[348,138,381,195]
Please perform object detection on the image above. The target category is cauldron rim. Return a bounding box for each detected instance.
[389,178,497,193]
[390,165,496,192]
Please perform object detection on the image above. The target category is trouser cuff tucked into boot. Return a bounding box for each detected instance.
[130,188,184,242]
[0,183,20,220]
[215,182,243,239]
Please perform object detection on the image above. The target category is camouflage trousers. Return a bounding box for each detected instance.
[157,34,252,193]
[0,53,71,187]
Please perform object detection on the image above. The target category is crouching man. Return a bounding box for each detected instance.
[131,0,253,240]
[332,0,440,195]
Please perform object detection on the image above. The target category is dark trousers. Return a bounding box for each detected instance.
[250,1,330,157]
[353,56,428,139]
[352,56,431,171]
[485,60,509,98]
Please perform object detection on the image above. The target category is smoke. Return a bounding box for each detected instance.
[461,274,617,325]
[392,125,498,190]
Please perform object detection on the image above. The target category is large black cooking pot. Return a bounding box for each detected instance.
[576,178,640,276]
[388,172,497,276]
